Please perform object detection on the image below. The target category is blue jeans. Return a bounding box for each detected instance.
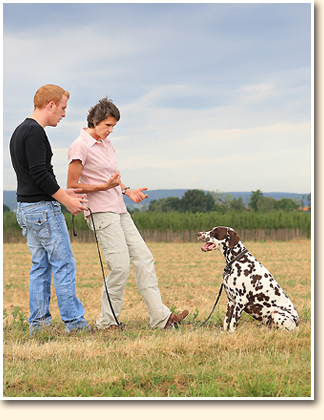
[16,201,89,333]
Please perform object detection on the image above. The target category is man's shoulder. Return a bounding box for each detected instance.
[11,118,45,142]
[17,118,44,135]
[20,117,42,128]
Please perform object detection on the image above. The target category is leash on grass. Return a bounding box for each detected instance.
[192,283,224,330]
[193,248,249,330]
[72,208,125,331]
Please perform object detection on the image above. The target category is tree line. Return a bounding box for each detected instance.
[139,189,311,214]
[3,189,311,239]
[3,189,311,216]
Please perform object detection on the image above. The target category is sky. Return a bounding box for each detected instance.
[2,1,312,194]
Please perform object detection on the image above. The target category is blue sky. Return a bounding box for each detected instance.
[2,2,312,194]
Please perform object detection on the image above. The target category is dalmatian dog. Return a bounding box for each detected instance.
[197,226,300,332]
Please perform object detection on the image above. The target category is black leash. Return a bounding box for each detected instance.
[72,209,124,331]
[193,248,249,330]
[193,283,224,330]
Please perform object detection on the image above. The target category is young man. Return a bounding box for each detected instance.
[9,84,91,334]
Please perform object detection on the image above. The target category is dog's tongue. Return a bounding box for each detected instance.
[201,243,216,252]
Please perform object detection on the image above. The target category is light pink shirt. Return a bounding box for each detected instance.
[68,129,127,217]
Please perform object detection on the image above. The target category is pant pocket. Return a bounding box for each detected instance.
[16,211,27,237]
[24,212,50,241]
[87,214,114,232]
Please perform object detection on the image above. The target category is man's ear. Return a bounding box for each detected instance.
[46,101,56,111]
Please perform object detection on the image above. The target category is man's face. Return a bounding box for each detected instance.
[49,95,68,126]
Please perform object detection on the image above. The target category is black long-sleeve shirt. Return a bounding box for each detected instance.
[9,118,61,202]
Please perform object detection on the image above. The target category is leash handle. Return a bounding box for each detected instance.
[72,214,77,237]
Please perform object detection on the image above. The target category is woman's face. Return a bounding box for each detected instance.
[92,116,117,140]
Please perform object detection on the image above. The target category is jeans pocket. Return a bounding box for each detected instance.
[16,211,27,237]
[25,212,50,241]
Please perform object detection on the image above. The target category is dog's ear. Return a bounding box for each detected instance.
[228,229,240,248]
[212,226,227,240]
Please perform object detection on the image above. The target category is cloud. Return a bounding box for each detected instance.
[3,2,312,194]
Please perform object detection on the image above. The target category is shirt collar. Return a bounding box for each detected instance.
[80,128,111,147]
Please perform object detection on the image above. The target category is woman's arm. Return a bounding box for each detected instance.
[67,159,121,193]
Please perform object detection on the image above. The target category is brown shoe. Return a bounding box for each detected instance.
[164,310,189,329]
[104,324,120,331]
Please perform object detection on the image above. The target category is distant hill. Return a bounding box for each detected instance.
[3,189,309,212]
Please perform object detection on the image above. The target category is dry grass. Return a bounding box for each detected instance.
[3,240,312,398]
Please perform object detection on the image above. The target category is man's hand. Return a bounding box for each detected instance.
[52,188,88,216]
[126,188,148,203]
[64,188,88,215]
[64,188,88,216]
[65,188,87,201]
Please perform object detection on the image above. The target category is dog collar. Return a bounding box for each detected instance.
[223,248,249,276]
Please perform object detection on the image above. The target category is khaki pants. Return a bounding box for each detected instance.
[87,212,171,329]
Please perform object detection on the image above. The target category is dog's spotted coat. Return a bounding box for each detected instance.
[197,226,300,332]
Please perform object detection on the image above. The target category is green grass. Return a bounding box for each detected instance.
[3,241,312,398]
[3,320,311,398]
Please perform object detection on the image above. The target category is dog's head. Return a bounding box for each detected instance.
[197,226,240,252]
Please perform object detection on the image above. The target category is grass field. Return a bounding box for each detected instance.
[3,240,312,398]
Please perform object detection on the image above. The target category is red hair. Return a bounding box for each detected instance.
[33,84,70,109]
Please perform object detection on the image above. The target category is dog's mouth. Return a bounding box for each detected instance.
[201,242,216,252]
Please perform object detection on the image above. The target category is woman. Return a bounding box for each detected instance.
[67,97,188,330]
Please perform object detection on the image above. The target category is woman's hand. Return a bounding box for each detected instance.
[126,188,148,203]
[103,171,121,191]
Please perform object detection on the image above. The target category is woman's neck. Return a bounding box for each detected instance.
[86,128,101,141]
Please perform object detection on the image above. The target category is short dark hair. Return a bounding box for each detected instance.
[87,97,120,128]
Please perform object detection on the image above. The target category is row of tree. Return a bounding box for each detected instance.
[3,189,311,215]
[3,189,311,237]
[143,189,311,214]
